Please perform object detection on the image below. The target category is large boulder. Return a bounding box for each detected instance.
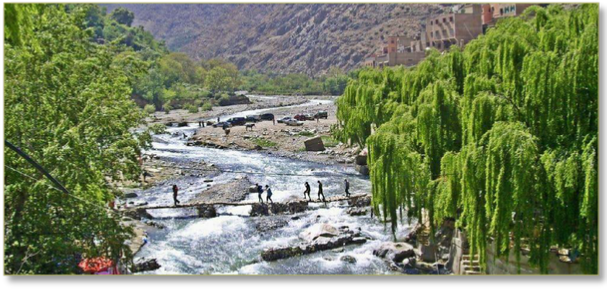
[132,258,161,273]
[250,203,269,216]
[355,164,369,175]
[287,200,308,213]
[348,195,371,207]
[124,192,138,198]
[261,226,367,262]
[270,203,289,214]
[196,205,217,218]
[347,207,367,216]
[299,223,339,243]
[373,242,416,263]
[304,136,325,151]
[124,208,153,220]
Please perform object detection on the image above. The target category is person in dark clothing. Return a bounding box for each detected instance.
[303,182,311,201]
[256,183,264,203]
[172,184,180,206]
[344,179,350,197]
[265,185,273,203]
[317,180,326,202]
[142,170,152,182]
[217,117,220,123]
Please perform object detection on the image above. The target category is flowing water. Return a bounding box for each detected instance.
[132,98,413,275]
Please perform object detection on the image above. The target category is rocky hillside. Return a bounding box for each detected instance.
[103,4,446,75]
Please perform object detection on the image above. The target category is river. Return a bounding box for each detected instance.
[132,98,413,275]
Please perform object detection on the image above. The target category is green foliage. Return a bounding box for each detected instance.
[321,135,339,147]
[251,137,277,148]
[109,7,134,26]
[335,4,598,273]
[4,4,148,274]
[201,102,213,111]
[143,104,156,115]
[239,68,348,96]
[184,104,199,113]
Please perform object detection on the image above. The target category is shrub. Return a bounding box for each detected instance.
[201,102,213,111]
[143,104,156,115]
[184,104,198,113]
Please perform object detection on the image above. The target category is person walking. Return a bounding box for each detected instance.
[344,179,350,197]
[317,180,326,203]
[256,183,264,203]
[265,185,274,203]
[172,184,180,206]
[303,182,311,201]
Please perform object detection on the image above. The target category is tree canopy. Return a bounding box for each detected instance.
[334,4,598,274]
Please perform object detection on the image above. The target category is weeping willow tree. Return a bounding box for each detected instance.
[335,4,598,273]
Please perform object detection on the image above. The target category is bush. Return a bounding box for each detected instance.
[163,102,172,114]
[201,102,213,111]
[184,104,198,113]
[143,104,156,115]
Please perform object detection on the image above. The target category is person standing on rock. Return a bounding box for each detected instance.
[256,183,264,203]
[303,182,311,201]
[317,180,326,203]
[344,179,350,197]
[172,184,180,206]
[265,185,274,203]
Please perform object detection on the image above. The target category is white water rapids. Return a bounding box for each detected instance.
[132,98,413,274]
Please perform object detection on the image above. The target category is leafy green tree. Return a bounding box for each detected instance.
[109,7,134,26]
[335,4,598,273]
[4,4,149,274]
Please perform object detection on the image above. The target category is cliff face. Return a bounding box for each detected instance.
[103,4,445,75]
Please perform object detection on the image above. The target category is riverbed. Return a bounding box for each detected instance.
[131,97,413,275]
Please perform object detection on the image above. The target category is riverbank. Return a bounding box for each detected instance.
[186,95,363,166]
[147,95,310,126]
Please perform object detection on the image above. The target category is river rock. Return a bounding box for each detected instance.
[254,217,289,231]
[373,242,416,263]
[124,192,138,198]
[287,200,308,213]
[124,208,154,220]
[177,121,188,127]
[268,203,288,214]
[355,154,367,166]
[196,204,217,218]
[261,227,367,262]
[248,186,258,193]
[355,164,369,175]
[347,207,367,216]
[132,258,161,273]
[304,136,325,151]
[348,195,371,207]
[299,223,339,243]
[340,255,357,264]
[250,203,269,216]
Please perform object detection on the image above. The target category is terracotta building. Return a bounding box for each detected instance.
[363,3,539,70]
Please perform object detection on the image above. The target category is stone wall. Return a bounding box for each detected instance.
[448,229,583,275]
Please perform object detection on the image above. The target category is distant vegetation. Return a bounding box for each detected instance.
[240,67,350,96]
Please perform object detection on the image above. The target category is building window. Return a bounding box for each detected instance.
[450,16,454,22]
[443,18,447,23]
[500,8,503,15]
[430,32,433,37]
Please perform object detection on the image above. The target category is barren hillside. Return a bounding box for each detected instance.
[104,4,445,75]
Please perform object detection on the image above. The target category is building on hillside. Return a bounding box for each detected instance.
[482,3,535,31]
[363,3,541,70]
[365,4,483,69]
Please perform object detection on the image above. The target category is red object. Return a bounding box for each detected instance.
[78,257,116,274]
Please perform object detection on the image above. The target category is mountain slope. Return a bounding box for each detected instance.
[103,4,444,75]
